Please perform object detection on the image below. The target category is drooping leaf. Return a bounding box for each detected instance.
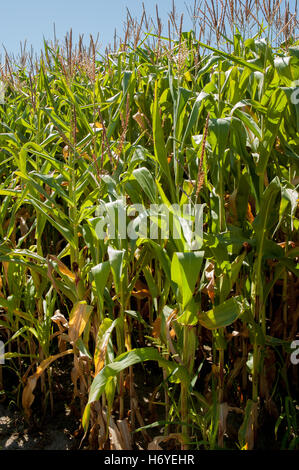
[198,296,246,329]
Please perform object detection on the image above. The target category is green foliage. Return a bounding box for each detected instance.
[0,27,298,450]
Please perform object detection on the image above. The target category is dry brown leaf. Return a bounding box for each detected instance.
[116,419,132,450]
[131,397,151,442]
[246,202,254,224]
[132,279,151,299]
[169,327,176,339]
[227,189,238,223]
[165,310,183,364]
[218,402,229,447]
[108,416,126,450]
[148,439,162,450]
[205,262,215,303]
[51,310,69,352]
[51,310,69,331]
[87,405,108,449]
[63,145,69,159]
[71,353,89,399]
[277,241,296,249]
[96,405,107,449]
[152,317,161,338]
[22,349,73,418]
[147,433,185,450]
[264,171,269,187]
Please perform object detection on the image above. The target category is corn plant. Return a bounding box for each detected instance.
[0,0,298,450]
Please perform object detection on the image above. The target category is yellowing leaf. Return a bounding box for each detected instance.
[69,301,93,343]
[63,145,69,159]
[94,318,117,376]
[48,255,76,281]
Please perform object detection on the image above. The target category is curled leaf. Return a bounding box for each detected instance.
[22,349,73,418]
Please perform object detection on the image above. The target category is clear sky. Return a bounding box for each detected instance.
[0,0,297,58]
[0,0,194,57]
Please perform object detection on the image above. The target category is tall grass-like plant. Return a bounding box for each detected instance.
[0,0,298,450]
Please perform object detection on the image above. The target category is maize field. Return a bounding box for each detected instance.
[0,0,298,451]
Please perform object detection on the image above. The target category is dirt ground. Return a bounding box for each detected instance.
[0,360,81,450]
[0,402,80,450]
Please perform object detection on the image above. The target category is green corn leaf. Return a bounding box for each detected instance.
[198,296,246,329]
[132,167,157,203]
[108,246,125,294]
[171,251,204,310]
[91,261,111,310]
[82,347,190,432]
[198,41,264,72]
[152,81,175,202]
[253,177,281,250]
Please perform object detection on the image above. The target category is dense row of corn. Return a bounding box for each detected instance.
[0,19,298,449]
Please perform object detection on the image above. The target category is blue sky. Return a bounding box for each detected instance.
[0,0,193,56]
[0,0,297,57]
